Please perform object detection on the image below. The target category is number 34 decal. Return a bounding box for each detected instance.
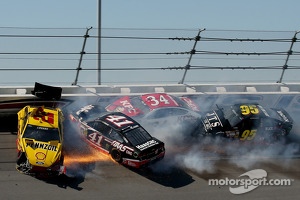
[240,129,257,141]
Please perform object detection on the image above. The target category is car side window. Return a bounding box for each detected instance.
[109,130,124,143]
[94,121,112,136]
[87,121,96,128]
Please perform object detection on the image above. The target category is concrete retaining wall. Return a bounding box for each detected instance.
[1,83,300,98]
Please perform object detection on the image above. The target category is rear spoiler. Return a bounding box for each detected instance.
[31,82,62,100]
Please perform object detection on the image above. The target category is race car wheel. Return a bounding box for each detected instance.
[111,148,122,163]
[16,152,26,165]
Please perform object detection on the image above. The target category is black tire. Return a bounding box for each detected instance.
[16,152,26,165]
[110,148,122,163]
[60,155,64,165]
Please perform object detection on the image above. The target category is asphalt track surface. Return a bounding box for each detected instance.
[1,126,300,200]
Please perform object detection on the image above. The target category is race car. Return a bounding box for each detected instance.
[105,93,199,116]
[16,105,66,176]
[199,103,293,142]
[69,105,165,168]
[105,93,202,135]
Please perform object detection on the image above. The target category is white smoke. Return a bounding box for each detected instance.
[63,94,300,177]
[148,123,219,174]
[63,95,101,177]
[223,138,299,169]
[174,148,217,174]
[146,94,300,175]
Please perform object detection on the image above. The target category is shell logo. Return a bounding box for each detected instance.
[35,152,46,160]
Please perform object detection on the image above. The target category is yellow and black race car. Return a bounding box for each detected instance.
[16,83,66,177]
[16,105,65,176]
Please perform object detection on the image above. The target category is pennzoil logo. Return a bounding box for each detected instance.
[26,142,58,152]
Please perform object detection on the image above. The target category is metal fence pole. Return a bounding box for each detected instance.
[178,28,205,84]
[97,0,102,85]
[278,30,299,83]
[72,27,93,85]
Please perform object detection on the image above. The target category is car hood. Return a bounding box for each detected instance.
[22,138,62,168]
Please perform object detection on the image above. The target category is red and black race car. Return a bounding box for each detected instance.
[105,93,200,116]
[199,103,293,142]
[69,105,165,168]
[104,93,202,135]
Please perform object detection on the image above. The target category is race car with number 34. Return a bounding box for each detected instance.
[69,105,165,168]
[105,93,202,135]
[199,103,293,142]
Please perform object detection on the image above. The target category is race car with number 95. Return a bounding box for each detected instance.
[69,105,165,168]
[199,103,293,142]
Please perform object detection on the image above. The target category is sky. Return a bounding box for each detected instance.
[0,0,300,85]
[1,0,299,30]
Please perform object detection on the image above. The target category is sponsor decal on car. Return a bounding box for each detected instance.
[111,141,134,152]
[106,96,142,117]
[203,111,223,130]
[276,110,290,122]
[35,152,46,160]
[26,142,58,152]
[136,139,159,151]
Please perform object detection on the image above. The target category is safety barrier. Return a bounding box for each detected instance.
[1,83,300,113]
[1,83,300,98]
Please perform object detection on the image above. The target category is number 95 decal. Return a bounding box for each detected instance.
[240,129,257,141]
[240,105,259,115]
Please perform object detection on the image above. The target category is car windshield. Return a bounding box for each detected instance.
[263,108,282,120]
[221,105,243,127]
[123,127,152,146]
[146,107,190,119]
[23,124,60,142]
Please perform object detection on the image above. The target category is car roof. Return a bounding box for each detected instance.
[219,103,289,122]
[26,106,61,128]
[105,93,192,117]
[139,93,179,109]
[96,112,140,132]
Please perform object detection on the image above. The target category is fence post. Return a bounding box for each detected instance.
[72,27,93,85]
[278,30,299,83]
[178,28,205,84]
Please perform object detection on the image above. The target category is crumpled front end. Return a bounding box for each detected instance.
[17,139,65,176]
